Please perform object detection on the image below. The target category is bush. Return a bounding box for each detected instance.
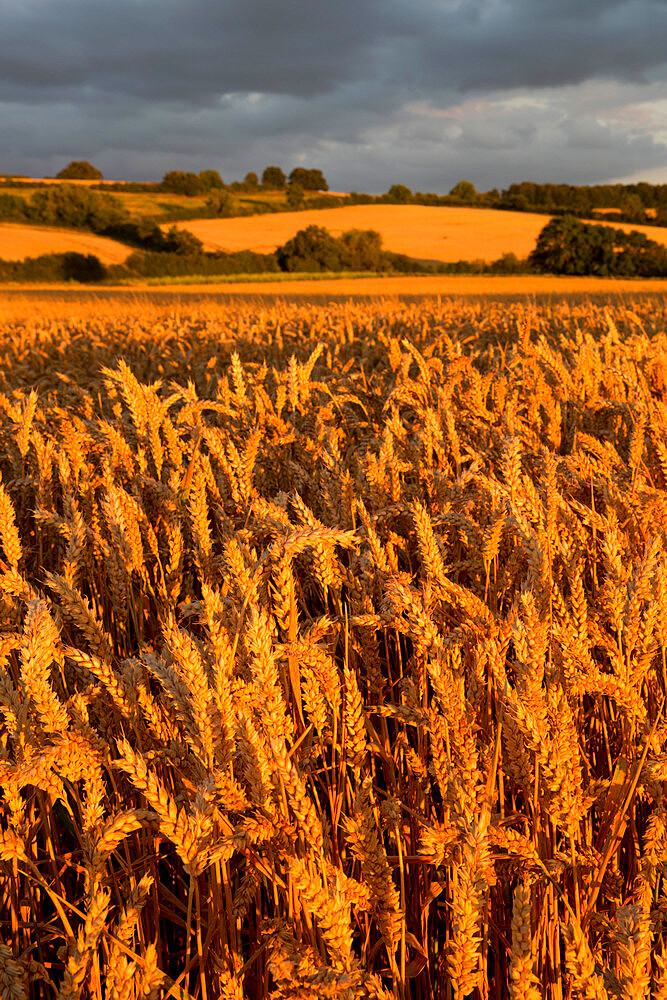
[286,184,305,210]
[0,194,29,223]
[160,226,204,256]
[338,229,384,270]
[56,160,103,180]
[102,220,167,252]
[61,253,107,283]
[27,185,129,233]
[205,190,241,217]
[0,251,107,282]
[112,248,279,279]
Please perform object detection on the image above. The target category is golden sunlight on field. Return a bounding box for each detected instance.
[130,274,667,296]
[165,204,667,263]
[3,294,667,998]
[0,222,133,263]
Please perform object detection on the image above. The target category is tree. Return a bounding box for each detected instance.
[62,253,107,282]
[529,216,614,275]
[449,180,477,202]
[206,190,240,217]
[244,172,259,190]
[161,226,204,255]
[619,194,646,223]
[529,214,667,277]
[56,161,103,181]
[386,184,412,204]
[288,168,328,192]
[339,229,384,270]
[276,226,344,271]
[198,169,224,190]
[161,171,206,196]
[262,166,287,189]
[286,183,305,210]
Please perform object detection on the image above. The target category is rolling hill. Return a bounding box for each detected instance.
[0,224,133,264]
[163,205,667,264]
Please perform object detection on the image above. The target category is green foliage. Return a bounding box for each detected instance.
[288,168,328,192]
[205,190,241,217]
[198,169,224,190]
[161,171,204,196]
[530,214,667,276]
[101,219,167,251]
[55,160,103,180]
[449,180,478,202]
[286,183,305,210]
[261,166,287,189]
[160,226,204,256]
[275,225,419,273]
[0,251,107,282]
[61,253,108,282]
[0,194,29,222]
[27,185,129,231]
[386,184,412,204]
[244,172,259,190]
[111,248,279,279]
[499,180,667,222]
[276,225,342,271]
[338,229,384,270]
[161,170,224,196]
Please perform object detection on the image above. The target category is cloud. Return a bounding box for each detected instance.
[1,0,666,188]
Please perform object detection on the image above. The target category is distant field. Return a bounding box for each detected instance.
[4,274,667,299]
[165,204,667,263]
[0,223,133,263]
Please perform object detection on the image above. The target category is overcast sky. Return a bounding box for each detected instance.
[2,0,667,192]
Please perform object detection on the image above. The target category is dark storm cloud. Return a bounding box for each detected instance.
[3,0,667,102]
[1,0,666,188]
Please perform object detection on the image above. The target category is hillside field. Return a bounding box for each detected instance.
[165,203,667,263]
[0,222,133,264]
[2,292,667,998]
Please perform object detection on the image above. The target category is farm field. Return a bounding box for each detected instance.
[0,222,133,264]
[5,273,667,299]
[164,203,667,262]
[3,292,667,999]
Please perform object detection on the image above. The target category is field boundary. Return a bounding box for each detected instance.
[4,274,667,297]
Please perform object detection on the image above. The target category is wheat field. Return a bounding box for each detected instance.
[164,204,667,263]
[0,224,132,264]
[3,292,667,999]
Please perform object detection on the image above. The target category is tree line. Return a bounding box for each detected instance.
[8,160,667,231]
[46,160,330,195]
